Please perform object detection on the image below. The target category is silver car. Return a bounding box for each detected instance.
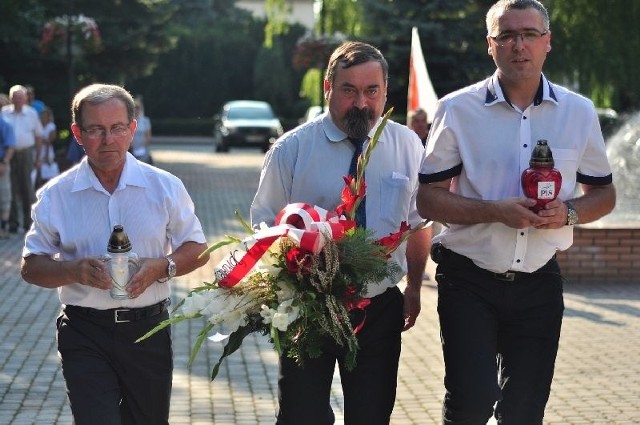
[213,100,283,153]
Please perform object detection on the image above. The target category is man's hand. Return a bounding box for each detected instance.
[534,198,569,229]
[75,257,112,290]
[403,284,421,331]
[126,257,169,298]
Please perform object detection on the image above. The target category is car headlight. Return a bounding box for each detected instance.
[220,126,236,136]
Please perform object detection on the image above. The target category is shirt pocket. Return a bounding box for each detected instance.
[552,148,579,198]
[380,172,412,222]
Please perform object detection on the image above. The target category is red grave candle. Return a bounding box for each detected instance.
[521,140,562,213]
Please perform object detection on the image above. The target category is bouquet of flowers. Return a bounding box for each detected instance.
[137,108,427,380]
[40,14,102,55]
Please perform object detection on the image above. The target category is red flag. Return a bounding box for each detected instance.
[408,27,438,123]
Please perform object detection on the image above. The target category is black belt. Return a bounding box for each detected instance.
[431,243,557,282]
[65,299,170,323]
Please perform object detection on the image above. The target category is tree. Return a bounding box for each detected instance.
[0,0,177,127]
[545,0,640,112]
[357,0,495,119]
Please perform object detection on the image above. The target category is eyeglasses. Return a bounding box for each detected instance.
[490,30,548,47]
[80,123,131,140]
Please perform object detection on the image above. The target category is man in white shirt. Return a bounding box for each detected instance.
[1,85,43,233]
[21,83,209,425]
[417,1,616,424]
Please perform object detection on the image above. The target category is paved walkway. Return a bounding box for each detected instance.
[0,143,638,424]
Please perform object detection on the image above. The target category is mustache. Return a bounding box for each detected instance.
[344,107,375,140]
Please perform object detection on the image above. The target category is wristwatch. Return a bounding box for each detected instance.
[159,256,177,282]
[565,201,579,226]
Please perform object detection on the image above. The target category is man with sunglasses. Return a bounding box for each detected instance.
[417,1,616,424]
[21,84,209,424]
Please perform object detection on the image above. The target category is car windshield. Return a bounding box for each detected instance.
[227,107,273,120]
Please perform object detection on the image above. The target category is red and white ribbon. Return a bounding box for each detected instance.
[213,203,349,288]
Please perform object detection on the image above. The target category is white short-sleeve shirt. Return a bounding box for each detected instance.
[420,72,613,273]
[23,153,207,309]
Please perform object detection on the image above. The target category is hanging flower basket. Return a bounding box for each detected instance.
[292,36,341,71]
[40,15,102,56]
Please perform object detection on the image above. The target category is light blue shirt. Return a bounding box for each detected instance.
[251,113,424,297]
[23,153,207,309]
[0,116,16,158]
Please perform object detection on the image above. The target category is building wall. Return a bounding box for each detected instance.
[237,0,315,30]
[556,226,640,283]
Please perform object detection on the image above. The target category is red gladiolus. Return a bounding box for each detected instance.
[376,221,412,257]
[285,247,314,275]
[335,175,366,220]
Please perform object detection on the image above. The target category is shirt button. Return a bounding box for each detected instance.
[523,116,528,120]
[523,144,528,148]
[516,259,521,263]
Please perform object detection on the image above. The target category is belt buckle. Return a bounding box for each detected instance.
[495,271,516,282]
[114,309,131,323]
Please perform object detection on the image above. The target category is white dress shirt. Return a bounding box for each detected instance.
[251,113,424,297]
[1,104,43,149]
[420,72,613,274]
[23,153,207,309]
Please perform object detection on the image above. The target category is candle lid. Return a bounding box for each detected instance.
[107,225,132,253]
[530,139,555,167]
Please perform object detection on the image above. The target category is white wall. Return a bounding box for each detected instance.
[237,0,315,30]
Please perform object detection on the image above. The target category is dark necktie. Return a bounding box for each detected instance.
[348,137,366,228]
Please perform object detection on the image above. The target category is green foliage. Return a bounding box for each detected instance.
[545,0,640,111]
[3,0,640,132]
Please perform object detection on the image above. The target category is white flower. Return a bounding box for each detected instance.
[270,299,301,331]
[275,280,296,302]
[215,309,248,334]
[181,292,209,317]
[260,304,276,324]
[272,312,290,331]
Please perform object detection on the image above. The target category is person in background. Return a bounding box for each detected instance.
[26,85,46,115]
[407,108,430,147]
[36,107,58,189]
[21,83,210,424]
[407,107,433,280]
[1,85,43,233]
[0,94,10,108]
[251,41,430,425]
[129,98,153,164]
[0,112,16,239]
[417,1,616,423]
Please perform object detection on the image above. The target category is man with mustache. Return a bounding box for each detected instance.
[251,41,430,425]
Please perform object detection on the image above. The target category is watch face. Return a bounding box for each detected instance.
[167,257,177,278]
[568,209,579,225]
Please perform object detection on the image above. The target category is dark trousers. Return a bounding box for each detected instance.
[57,306,173,425]
[276,286,405,425]
[9,148,35,231]
[435,248,564,425]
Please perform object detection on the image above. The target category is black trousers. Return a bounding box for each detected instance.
[276,286,405,425]
[57,305,173,425]
[434,247,564,425]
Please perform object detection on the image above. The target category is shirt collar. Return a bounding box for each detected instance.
[71,152,148,193]
[321,112,383,143]
[485,72,558,107]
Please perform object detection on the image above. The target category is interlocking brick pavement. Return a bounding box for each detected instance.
[0,141,638,424]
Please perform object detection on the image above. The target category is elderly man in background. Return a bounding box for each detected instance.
[1,85,43,233]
